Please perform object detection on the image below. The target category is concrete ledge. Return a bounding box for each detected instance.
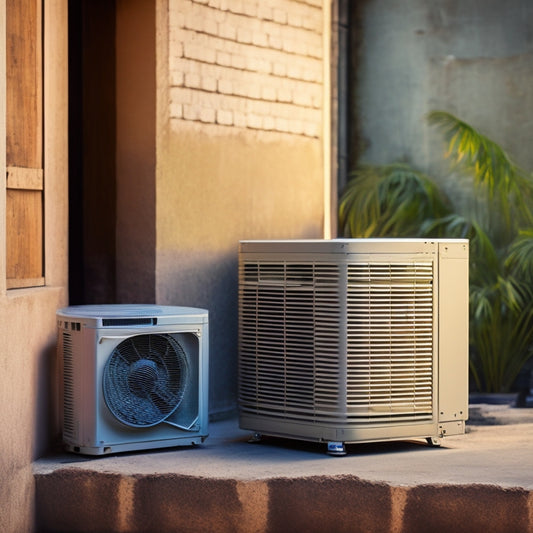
[34,405,533,532]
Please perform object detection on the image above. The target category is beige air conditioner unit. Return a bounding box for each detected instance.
[238,239,468,455]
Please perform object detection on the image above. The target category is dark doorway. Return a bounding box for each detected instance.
[68,0,117,304]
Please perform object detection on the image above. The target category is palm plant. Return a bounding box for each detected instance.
[339,110,533,392]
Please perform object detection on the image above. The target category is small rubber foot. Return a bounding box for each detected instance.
[248,432,262,443]
[426,437,441,447]
[327,441,346,456]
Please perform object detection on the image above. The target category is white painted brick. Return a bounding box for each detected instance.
[183,104,199,121]
[166,0,325,138]
[218,79,233,94]
[218,23,236,40]
[184,12,204,32]
[216,109,233,125]
[289,119,305,135]
[246,84,261,99]
[247,113,263,129]
[243,2,257,17]
[231,54,246,70]
[234,111,247,128]
[308,42,323,59]
[263,115,275,130]
[286,62,302,80]
[246,57,271,74]
[275,117,290,132]
[236,26,253,44]
[212,7,228,23]
[233,82,248,98]
[170,87,194,104]
[199,107,216,123]
[216,51,232,67]
[287,11,303,28]
[257,4,273,20]
[293,90,312,107]
[245,98,271,116]
[184,72,202,88]
[273,8,287,25]
[170,70,184,87]
[169,6,186,29]
[169,101,183,119]
[227,0,244,15]
[272,61,286,77]
[204,17,218,35]
[277,87,292,103]
[198,90,223,108]
[252,31,268,47]
[201,75,218,92]
[304,120,320,137]
[268,34,283,50]
[261,85,277,101]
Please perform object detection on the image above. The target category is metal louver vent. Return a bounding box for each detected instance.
[62,331,75,439]
[239,258,435,426]
[346,262,434,422]
[239,262,341,422]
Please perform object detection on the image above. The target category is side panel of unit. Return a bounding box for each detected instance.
[437,241,469,434]
[60,321,98,447]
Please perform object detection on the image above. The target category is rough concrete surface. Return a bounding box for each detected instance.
[34,402,533,532]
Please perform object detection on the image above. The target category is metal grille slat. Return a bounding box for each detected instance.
[346,262,434,420]
[238,258,435,425]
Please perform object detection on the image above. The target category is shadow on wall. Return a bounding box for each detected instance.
[157,248,239,420]
[37,339,63,455]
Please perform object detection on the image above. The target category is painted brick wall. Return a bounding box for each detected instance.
[168,0,324,137]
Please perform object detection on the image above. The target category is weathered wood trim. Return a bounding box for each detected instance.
[6,166,44,190]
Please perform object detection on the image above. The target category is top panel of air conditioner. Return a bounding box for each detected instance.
[240,238,468,255]
[57,304,209,329]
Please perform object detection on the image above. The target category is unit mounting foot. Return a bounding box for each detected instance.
[248,432,262,443]
[327,441,346,456]
[426,437,441,447]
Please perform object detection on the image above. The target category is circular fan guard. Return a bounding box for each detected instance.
[103,333,189,427]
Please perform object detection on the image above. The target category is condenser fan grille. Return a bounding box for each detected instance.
[103,333,189,427]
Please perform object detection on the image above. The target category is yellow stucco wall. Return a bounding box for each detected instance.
[0,2,68,531]
[156,126,324,413]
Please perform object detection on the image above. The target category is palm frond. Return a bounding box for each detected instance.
[505,230,533,283]
[428,110,533,233]
[338,163,450,238]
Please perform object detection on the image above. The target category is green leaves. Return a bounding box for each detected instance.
[428,110,533,237]
[338,163,450,238]
[339,111,533,392]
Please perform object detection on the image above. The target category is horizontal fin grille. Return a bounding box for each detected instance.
[346,262,434,421]
[239,262,341,422]
[238,259,435,426]
[62,331,75,439]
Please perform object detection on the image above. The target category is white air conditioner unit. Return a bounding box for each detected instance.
[57,304,209,455]
[238,239,468,455]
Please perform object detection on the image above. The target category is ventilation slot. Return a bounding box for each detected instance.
[62,332,75,440]
[102,317,157,327]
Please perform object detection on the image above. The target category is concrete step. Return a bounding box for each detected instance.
[34,407,533,532]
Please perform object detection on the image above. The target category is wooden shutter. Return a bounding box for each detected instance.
[6,0,44,288]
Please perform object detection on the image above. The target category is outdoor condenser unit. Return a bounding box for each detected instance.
[238,239,468,454]
[57,304,209,455]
